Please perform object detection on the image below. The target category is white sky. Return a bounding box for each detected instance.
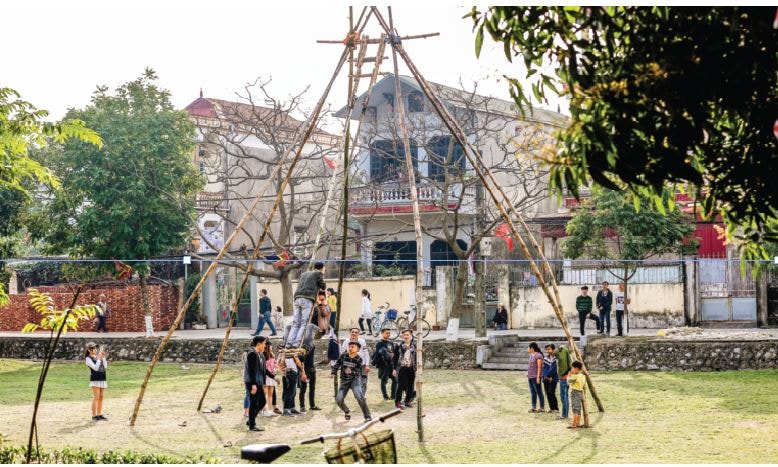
[2,1,565,122]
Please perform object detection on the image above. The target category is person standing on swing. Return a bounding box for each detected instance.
[287,262,326,349]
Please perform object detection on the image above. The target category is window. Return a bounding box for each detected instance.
[199,161,205,174]
[408,91,424,113]
[369,140,418,183]
[198,148,207,158]
[427,136,466,182]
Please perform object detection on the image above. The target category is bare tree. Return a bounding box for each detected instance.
[354,79,559,334]
[189,78,343,316]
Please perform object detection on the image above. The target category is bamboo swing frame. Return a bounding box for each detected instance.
[130,6,602,435]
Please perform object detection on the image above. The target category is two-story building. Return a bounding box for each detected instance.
[334,74,569,283]
[184,92,341,328]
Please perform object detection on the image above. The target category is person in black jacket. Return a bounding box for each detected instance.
[298,344,321,412]
[244,336,275,432]
[492,305,509,330]
[287,262,326,349]
[596,281,613,335]
[372,328,397,400]
[331,341,372,421]
[392,329,417,410]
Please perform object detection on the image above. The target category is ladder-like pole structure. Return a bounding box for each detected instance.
[130,14,360,425]
[370,7,604,419]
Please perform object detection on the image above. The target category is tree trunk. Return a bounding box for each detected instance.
[280,271,293,322]
[474,259,486,338]
[451,260,468,318]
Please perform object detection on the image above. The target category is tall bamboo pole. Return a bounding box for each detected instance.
[385,6,426,443]
[335,8,356,337]
[370,7,604,417]
[130,37,354,427]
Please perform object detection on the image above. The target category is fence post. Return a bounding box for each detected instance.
[756,272,768,328]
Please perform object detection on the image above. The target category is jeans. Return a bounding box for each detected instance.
[559,378,569,418]
[528,378,545,410]
[254,313,276,335]
[298,367,316,408]
[245,382,266,429]
[289,298,314,348]
[96,315,107,332]
[599,309,611,334]
[378,366,397,399]
[336,378,371,419]
[616,310,624,335]
[495,323,507,330]
[543,379,559,411]
[395,367,415,404]
[244,389,250,409]
[282,371,299,410]
[578,311,600,336]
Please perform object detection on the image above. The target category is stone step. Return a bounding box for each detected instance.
[482,362,525,370]
[486,356,529,365]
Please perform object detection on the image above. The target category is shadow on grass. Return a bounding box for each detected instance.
[129,426,190,458]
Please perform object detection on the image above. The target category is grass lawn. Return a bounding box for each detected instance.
[0,359,777,463]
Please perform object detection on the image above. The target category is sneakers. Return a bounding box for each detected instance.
[310,406,322,411]
[270,332,278,337]
[263,410,277,417]
[248,426,265,432]
[344,411,351,420]
[395,403,404,410]
[282,410,296,417]
[95,415,107,421]
[299,406,307,413]
[364,416,372,422]
[290,409,302,415]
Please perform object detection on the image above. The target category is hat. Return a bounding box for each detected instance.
[348,341,362,349]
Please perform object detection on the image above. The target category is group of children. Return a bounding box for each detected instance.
[526,341,588,429]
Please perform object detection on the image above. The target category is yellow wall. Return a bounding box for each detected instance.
[258,276,417,329]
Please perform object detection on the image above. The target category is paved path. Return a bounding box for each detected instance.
[4,327,775,342]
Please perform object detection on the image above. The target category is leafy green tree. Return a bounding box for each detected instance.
[468,7,777,262]
[35,69,204,317]
[0,88,101,303]
[562,188,695,315]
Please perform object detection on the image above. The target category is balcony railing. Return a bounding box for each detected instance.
[196,191,229,211]
[349,184,476,214]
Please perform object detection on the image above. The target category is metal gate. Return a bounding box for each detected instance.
[699,258,756,323]
[447,265,500,328]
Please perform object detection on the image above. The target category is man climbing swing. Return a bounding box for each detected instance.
[287,262,326,349]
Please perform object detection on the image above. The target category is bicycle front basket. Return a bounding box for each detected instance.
[323,429,396,464]
[386,309,398,320]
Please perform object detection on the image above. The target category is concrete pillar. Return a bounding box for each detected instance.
[250,269,259,331]
[756,273,768,328]
[683,257,700,326]
[203,262,218,329]
[436,266,450,326]
[497,264,510,328]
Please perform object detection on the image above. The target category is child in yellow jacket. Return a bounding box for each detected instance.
[567,361,586,429]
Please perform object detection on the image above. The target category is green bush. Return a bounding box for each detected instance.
[0,445,221,464]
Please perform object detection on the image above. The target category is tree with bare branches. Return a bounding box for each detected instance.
[185,79,343,316]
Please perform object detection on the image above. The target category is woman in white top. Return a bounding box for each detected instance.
[84,342,108,421]
[358,289,372,335]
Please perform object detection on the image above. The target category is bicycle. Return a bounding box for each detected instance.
[241,409,402,464]
[378,305,400,339]
[369,303,389,337]
[394,305,430,338]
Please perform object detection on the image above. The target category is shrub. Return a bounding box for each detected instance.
[0,445,221,464]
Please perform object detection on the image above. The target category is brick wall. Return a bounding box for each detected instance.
[0,284,180,332]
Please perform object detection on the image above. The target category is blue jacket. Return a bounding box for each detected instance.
[542,355,558,382]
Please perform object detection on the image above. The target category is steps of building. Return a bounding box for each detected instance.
[481,362,526,370]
